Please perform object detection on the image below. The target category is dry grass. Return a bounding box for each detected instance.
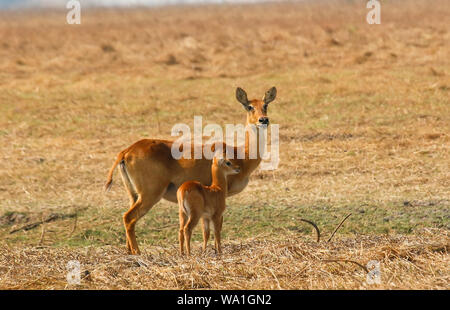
[0,0,449,289]
[0,229,448,289]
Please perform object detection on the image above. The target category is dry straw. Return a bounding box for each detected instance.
[0,229,448,290]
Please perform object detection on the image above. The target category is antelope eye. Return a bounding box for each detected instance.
[247,106,254,111]
[226,161,231,166]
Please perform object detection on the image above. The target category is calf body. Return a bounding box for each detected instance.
[177,158,240,255]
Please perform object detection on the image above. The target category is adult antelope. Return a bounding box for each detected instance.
[105,87,277,254]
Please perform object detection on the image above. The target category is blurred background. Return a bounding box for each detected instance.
[1,0,273,9]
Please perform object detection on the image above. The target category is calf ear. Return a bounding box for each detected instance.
[263,87,277,107]
[236,87,250,109]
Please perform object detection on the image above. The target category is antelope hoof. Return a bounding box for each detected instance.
[127,248,141,255]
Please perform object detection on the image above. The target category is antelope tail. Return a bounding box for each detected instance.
[104,151,126,192]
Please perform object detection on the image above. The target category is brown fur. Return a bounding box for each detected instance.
[177,157,240,255]
[105,87,276,254]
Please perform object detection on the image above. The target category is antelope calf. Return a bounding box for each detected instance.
[177,156,240,255]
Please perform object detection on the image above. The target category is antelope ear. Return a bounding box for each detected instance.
[263,87,277,106]
[236,87,250,109]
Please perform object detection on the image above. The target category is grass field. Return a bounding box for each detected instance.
[0,0,449,289]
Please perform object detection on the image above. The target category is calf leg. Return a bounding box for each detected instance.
[179,210,188,255]
[212,215,223,255]
[183,215,200,256]
[201,218,211,253]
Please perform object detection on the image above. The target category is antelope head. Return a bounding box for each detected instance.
[236,87,277,128]
[213,157,241,175]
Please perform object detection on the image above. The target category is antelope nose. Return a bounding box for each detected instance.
[259,117,269,125]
